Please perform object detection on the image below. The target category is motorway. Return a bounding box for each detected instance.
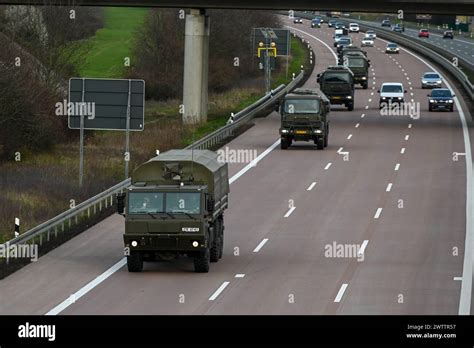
[353,18,474,68]
[0,16,473,315]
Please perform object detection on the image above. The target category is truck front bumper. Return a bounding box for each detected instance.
[124,234,207,252]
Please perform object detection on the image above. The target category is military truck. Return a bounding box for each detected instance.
[342,53,370,89]
[317,66,355,111]
[278,88,331,150]
[117,149,229,273]
[338,46,367,65]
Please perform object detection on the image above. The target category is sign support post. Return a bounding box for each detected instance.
[79,78,85,187]
[125,79,132,179]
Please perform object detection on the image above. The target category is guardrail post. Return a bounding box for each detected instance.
[47,229,50,242]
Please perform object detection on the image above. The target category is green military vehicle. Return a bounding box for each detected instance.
[278,88,331,150]
[338,46,367,64]
[317,66,355,111]
[343,53,370,89]
[117,149,229,273]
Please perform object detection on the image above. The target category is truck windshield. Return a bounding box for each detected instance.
[323,72,350,83]
[128,192,201,214]
[166,192,201,214]
[348,58,365,67]
[284,99,320,114]
[129,192,164,214]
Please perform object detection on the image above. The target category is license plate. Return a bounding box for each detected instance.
[295,130,307,134]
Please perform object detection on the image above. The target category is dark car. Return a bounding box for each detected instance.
[328,20,337,27]
[311,18,322,28]
[443,30,454,39]
[428,88,455,112]
[335,22,345,29]
[381,19,391,27]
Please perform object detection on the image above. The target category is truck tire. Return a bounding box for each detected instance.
[194,248,210,273]
[363,82,368,89]
[281,137,290,150]
[347,102,354,111]
[316,137,324,150]
[127,252,143,272]
[218,218,224,259]
[210,225,220,263]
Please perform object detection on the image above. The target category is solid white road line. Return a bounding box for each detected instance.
[358,240,369,257]
[287,26,338,63]
[386,183,393,192]
[253,238,269,253]
[334,283,348,303]
[46,258,127,315]
[307,182,317,191]
[324,163,332,170]
[209,281,230,301]
[374,208,383,219]
[229,139,281,184]
[284,206,296,218]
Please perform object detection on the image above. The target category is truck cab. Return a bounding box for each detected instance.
[342,53,370,89]
[278,88,330,150]
[317,66,355,111]
[118,150,229,273]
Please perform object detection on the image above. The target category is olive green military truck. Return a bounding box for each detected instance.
[317,66,355,111]
[117,149,229,273]
[342,53,370,89]
[278,88,331,150]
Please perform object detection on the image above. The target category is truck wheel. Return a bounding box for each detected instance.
[363,83,368,90]
[210,225,220,263]
[281,137,289,150]
[316,137,324,150]
[347,102,354,111]
[127,252,143,272]
[218,218,224,259]
[324,125,329,147]
[194,248,210,273]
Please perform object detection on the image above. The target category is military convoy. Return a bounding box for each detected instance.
[278,88,331,150]
[338,47,370,89]
[117,149,229,273]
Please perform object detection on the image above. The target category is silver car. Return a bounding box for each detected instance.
[421,72,442,89]
[361,37,374,47]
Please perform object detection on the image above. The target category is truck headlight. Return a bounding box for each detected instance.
[192,241,199,248]
[315,129,323,134]
[281,129,289,134]
[398,97,403,100]
[429,99,435,103]
[382,97,387,100]
[362,77,367,80]
[347,96,352,99]
[131,241,138,247]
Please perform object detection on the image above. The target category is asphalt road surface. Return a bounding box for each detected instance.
[0,16,473,315]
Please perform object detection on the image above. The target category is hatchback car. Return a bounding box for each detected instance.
[421,72,442,89]
[418,29,430,38]
[443,30,454,39]
[381,19,391,27]
[385,42,399,54]
[361,37,375,47]
[328,20,337,27]
[365,30,377,39]
[393,24,404,33]
[311,18,321,28]
[428,88,455,112]
[293,17,303,24]
[349,23,360,33]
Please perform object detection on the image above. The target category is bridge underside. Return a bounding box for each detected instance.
[0,0,473,15]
